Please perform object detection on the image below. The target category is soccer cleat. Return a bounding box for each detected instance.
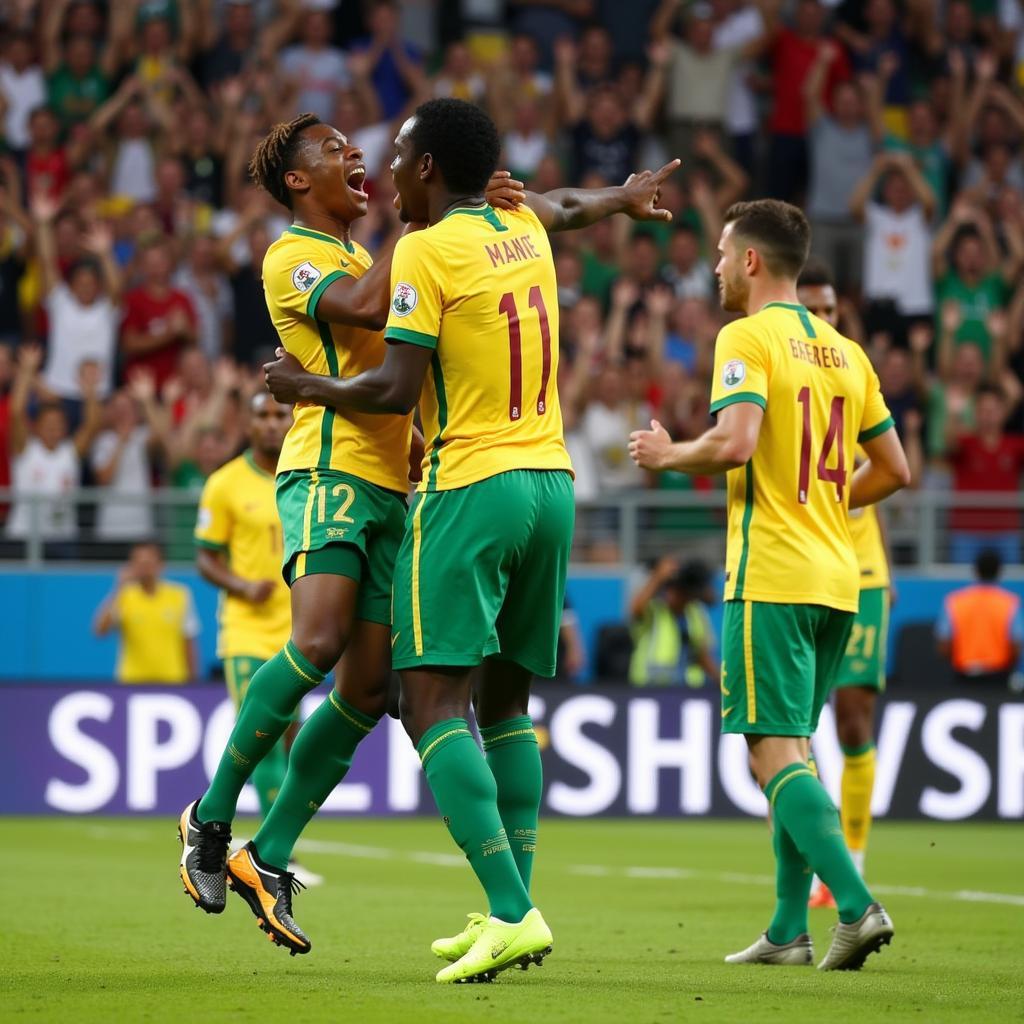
[178,799,231,913]
[227,842,311,955]
[435,908,553,984]
[809,882,837,909]
[431,912,487,962]
[724,932,814,966]
[287,860,324,889]
[818,902,894,971]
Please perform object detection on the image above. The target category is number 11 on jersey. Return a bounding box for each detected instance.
[499,286,552,422]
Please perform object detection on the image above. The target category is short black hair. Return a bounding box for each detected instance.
[975,548,1002,582]
[409,98,500,195]
[797,259,835,289]
[976,382,1006,403]
[724,199,811,279]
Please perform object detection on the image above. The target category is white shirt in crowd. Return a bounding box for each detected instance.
[280,46,350,121]
[6,438,80,540]
[42,283,118,399]
[91,428,154,540]
[174,267,232,362]
[580,401,650,494]
[504,130,549,178]
[110,139,157,203]
[0,60,47,150]
[712,3,764,138]
[863,201,934,315]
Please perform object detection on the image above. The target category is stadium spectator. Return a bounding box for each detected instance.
[351,0,424,121]
[173,234,232,362]
[280,9,350,122]
[119,237,198,389]
[6,343,101,544]
[946,384,1024,564]
[0,31,47,155]
[628,556,718,686]
[92,538,200,683]
[936,548,1023,687]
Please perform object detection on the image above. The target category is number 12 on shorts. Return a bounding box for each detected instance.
[797,386,847,504]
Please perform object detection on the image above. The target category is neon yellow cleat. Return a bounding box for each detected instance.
[431,912,487,962]
[435,908,553,984]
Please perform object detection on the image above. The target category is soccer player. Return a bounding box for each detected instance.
[176,112,523,952]
[193,392,326,882]
[629,199,910,970]
[797,264,891,909]
[263,97,677,981]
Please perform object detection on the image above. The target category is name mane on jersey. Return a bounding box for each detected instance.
[485,234,543,268]
[789,337,851,370]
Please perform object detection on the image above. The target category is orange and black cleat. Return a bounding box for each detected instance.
[227,842,311,955]
[809,882,837,910]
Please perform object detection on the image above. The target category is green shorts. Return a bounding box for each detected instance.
[720,600,854,737]
[276,468,407,625]
[391,469,574,677]
[835,586,889,691]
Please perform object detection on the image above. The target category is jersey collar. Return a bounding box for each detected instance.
[760,301,807,312]
[287,225,356,254]
[244,449,274,479]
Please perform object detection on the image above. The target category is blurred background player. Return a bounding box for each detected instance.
[93,539,199,684]
[264,98,678,981]
[193,391,321,887]
[798,262,893,909]
[629,199,910,970]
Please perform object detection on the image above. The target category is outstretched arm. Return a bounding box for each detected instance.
[628,402,764,476]
[264,343,432,416]
[522,160,681,232]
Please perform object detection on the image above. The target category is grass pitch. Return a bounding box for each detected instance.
[3,817,1022,1023]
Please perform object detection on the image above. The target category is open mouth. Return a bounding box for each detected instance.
[346,165,368,199]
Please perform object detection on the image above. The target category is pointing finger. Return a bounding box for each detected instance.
[652,158,682,184]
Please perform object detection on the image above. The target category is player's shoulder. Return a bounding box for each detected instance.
[717,314,769,350]
[264,227,350,280]
[203,453,248,494]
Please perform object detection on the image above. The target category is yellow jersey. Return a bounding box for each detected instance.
[262,226,412,491]
[113,580,198,684]
[709,302,893,612]
[382,204,573,491]
[849,446,890,590]
[194,451,291,660]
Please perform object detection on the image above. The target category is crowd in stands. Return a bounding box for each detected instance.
[2,0,1024,563]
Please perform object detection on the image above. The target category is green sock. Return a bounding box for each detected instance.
[251,737,288,818]
[765,763,873,924]
[198,641,324,824]
[252,691,378,870]
[766,820,812,944]
[418,718,533,923]
[480,716,541,891]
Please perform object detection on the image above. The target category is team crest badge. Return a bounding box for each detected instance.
[722,359,746,388]
[391,281,418,317]
[292,261,322,293]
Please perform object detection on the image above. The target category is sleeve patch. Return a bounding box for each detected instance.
[721,359,746,388]
[391,281,418,317]
[292,261,322,293]
[196,507,212,531]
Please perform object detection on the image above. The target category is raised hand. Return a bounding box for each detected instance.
[645,285,674,319]
[611,277,640,310]
[16,341,44,376]
[621,160,681,222]
[485,170,526,211]
[30,191,60,223]
[81,221,115,255]
[127,368,157,404]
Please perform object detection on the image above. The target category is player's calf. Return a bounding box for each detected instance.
[226,842,311,955]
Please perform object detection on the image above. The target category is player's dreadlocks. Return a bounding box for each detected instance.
[248,113,321,209]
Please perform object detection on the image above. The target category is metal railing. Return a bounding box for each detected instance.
[0,486,1022,569]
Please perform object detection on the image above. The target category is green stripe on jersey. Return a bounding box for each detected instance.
[424,352,449,492]
[734,462,755,597]
[316,320,339,466]
[710,391,767,415]
[858,416,895,442]
[386,327,438,349]
[306,269,347,319]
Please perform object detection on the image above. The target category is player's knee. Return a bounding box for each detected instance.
[837,716,871,749]
[291,629,347,674]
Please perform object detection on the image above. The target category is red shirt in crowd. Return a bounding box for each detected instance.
[769,30,850,136]
[120,287,197,389]
[25,148,70,200]
[950,433,1024,532]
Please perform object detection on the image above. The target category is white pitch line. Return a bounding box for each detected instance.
[293,838,1024,908]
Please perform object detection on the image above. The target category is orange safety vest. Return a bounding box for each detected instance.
[944,584,1021,674]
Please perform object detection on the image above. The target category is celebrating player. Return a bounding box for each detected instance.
[629,200,910,970]
[263,97,678,982]
[193,393,328,886]
[797,264,891,908]
[177,112,530,951]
